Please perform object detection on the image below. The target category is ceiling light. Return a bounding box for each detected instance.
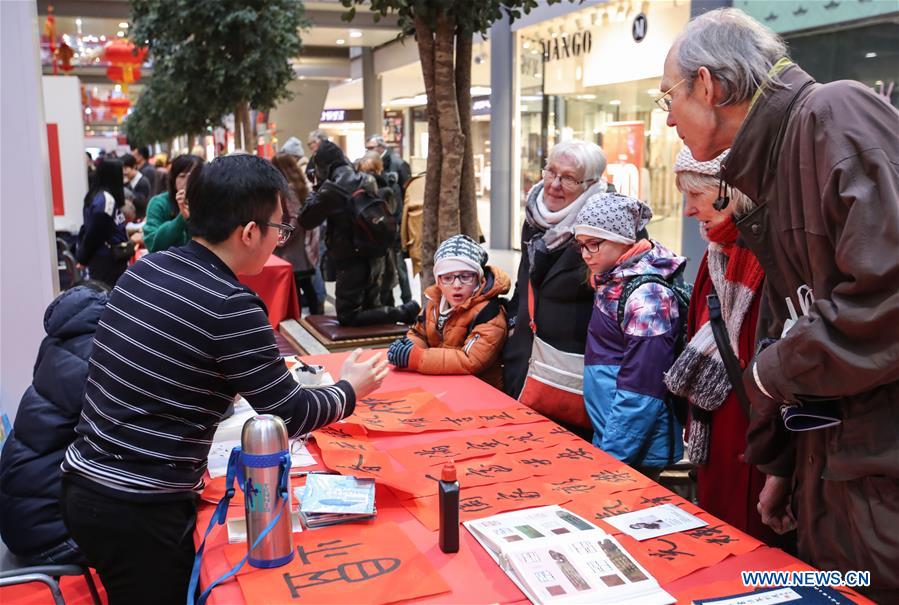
[75,18,82,26]
[349,30,362,38]
[99,35,106,41]
[609,99,622,106]
[118,22,129,28]
[336,39,346,45]
[865,52,877,58]
[116,31,125,37]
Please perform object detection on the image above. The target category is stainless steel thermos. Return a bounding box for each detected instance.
[240,415,294,568]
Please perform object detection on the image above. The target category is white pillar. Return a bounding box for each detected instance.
[1,0,59,423]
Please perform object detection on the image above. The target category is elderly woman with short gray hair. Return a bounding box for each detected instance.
[503,140,609,434]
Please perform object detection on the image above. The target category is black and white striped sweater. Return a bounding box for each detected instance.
[62,240,354,499]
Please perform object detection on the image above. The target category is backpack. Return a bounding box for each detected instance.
[616,265,693,426]
[347,185,397,257]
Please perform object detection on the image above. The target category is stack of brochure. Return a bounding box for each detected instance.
[295,474,376,528]
[465,505,674,605]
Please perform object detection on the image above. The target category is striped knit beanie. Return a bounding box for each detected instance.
[433,234,487,277]
[573,192,652,245]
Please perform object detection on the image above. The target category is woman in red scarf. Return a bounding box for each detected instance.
[664,147,788,547]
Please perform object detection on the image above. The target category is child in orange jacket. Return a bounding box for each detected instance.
[387,234,510,389]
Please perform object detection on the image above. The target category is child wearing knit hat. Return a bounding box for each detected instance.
[387,235,511,389]
[573,192,687,479]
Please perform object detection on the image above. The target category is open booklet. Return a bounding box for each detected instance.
[464,505,674,605]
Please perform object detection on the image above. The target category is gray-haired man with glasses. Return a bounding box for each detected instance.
[661,8,899,600]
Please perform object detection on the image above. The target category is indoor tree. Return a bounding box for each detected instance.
[341,0,565,286]
[127,0,308,149]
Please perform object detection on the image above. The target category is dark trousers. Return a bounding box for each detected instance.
[379,247,412,306]
[335,256,408,326]
[293,269,321,314]
[61,478,198,605]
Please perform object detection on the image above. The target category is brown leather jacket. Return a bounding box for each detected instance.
[723,63,899,481]
[406,265,511,389]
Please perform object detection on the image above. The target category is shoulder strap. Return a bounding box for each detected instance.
[526,281,537,333]
[187,448,292,605]
[467,297,503,334]
[707,292,752,420]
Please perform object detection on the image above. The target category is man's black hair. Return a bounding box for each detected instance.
[187,154,289,244]
[122,153,137,169]
[131,145,150,161]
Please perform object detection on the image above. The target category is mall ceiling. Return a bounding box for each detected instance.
[36,0,402,61]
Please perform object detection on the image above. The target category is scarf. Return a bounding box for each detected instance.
[524,180,607,269]
[663,219,765,465]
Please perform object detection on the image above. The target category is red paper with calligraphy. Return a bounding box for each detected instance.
[346,388,547,433]
[402,476,572,531]
[223,522,450,605]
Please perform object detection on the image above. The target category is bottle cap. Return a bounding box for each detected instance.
[441,460,457,482]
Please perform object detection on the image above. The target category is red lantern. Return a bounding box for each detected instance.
[105,97,132,122]
[103,40,147,93]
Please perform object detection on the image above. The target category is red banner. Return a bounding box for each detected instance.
[46,123,64,215]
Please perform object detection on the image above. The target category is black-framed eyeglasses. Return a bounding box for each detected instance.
[437,271,479,286]
[573,239,604,255]
[542,169,594,191]
[266,221,294,247]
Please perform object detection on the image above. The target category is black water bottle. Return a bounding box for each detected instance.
[438,461,460,553]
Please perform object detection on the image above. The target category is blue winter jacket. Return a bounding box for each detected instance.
[0,286,107,558]
[584,242,685,468]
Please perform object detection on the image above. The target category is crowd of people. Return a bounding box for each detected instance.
[0,7,896,604]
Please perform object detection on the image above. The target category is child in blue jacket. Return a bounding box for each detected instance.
[573,193,685,479]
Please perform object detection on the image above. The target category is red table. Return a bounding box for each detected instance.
[238,255,300,329]
[198,352,874,605]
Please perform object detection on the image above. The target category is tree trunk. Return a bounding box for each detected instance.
[234,104,245,152]
[415,15,443,291]
[235,101,253,151]
[434,13,464,251]
[455,28,479,243]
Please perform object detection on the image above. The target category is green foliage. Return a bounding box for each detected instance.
[340,0,561,35]
[126,0,308,144]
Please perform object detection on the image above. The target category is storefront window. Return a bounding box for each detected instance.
[515,2,689,252]
[785,21,899,109]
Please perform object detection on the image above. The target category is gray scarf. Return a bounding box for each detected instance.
[524,181,607,269]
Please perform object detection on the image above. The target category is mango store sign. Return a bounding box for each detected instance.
[541,1,690,95]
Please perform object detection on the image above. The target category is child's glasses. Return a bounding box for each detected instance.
[573,240,603,255]
[437,272,479,286]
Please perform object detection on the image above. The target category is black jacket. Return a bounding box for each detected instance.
[299,164,380,260]
[381,150,411,191]
[502,221,595,398]
[0,286,107,558]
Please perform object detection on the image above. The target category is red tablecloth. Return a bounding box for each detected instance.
[198,352,873,605]
[238,255,300,329]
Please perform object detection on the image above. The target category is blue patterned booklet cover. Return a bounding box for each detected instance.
[296,474,376,528]
[693,586,856,605]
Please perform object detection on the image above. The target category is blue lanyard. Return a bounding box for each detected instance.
[187,446,292,605]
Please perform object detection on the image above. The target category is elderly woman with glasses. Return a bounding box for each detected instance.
[502,140,611,434]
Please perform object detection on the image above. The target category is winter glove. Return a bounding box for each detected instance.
[388,337,414,368]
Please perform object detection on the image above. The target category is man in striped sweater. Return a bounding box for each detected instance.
[60,154,387,604]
